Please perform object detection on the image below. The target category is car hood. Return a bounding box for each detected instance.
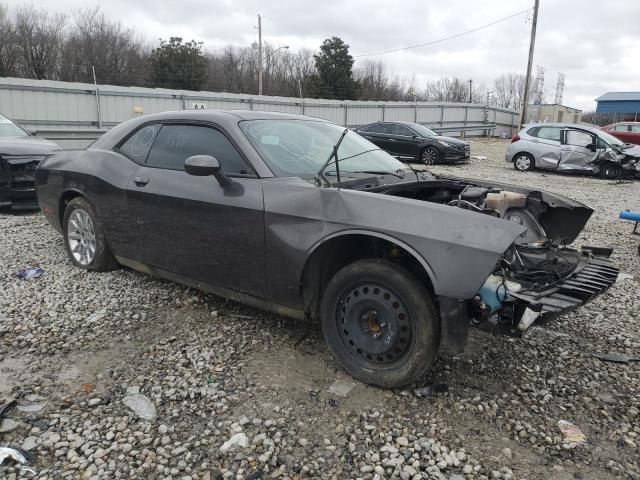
[0,136,61,156]
[620,144,640,158]
[428,135,467,146]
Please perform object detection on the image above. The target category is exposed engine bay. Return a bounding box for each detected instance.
[378,178,619,335]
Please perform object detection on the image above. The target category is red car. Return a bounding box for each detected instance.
[601,122,640,145]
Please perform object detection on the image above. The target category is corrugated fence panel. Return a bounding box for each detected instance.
[346,105,382,126]
[0,77,520,136]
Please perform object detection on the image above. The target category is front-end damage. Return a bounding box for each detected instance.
[377,174,619,339]
[0,154,46,209]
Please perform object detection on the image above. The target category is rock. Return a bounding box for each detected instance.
[219,433,249,453]
[158,424,169,435]
[0,418,20,433]
[328,379,356,397]
[122,393,156,420]
[396,436,409,447]
[21,436,38,451]
[502,447,512,460]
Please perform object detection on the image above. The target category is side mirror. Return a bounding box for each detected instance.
[184,155,232,188]
[586,143,597,152]
[412,135,419,139]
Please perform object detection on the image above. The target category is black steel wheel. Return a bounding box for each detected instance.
[421,146,440,165]
[320,259,439,388]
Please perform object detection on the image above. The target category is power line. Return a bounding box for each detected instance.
[354,8,532,58]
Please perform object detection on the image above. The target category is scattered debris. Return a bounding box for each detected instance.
[0,444,36,475]
[81,383,95,393]
[121,393,156,420]
[0,398,16,419]
[557,420,587,444]
[328,379,356,397]
[616,272,634,282]
[219,432,249,453]
[470,155,488,161]
[16,402,46,414]
[592,352,640,364]
[15,267,45,280]
[414,383,449,397]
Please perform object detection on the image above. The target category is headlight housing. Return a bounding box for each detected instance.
[437,140,453,147]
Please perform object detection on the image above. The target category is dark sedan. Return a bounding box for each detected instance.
[36,110,617,388]
[0,113,60,209]
[354,121,470,164]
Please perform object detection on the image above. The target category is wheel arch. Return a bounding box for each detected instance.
[300,231,437,322]
[512,151,535,163]
[59,189,86,226]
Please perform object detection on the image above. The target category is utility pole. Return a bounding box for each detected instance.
[520,0,539,128]
[468,79,473,103]
[257,14,263,95]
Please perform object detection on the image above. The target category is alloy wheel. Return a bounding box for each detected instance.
[514,155,532,171]
[67,209,96,266]
[421,148,438,165]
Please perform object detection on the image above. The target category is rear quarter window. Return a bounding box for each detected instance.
[118,124,161,163]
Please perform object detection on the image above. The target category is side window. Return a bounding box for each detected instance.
[526,127,539,137]
[146,125,251,175]
[614,125,629,131]
[536,127,561,141]
[631,125,640,132]
[391,124,414,136]
[118,124,161,162]
[565,130,593,148]
[364,123,389,134]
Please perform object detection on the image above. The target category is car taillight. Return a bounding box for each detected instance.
[511,134,520,143]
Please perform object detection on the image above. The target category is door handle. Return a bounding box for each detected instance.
[388,138,397,142]
[134,176,149,187]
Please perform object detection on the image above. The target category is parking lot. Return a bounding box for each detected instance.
[1,138,639,480]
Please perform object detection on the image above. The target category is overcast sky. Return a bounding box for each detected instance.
[8,0,640,110]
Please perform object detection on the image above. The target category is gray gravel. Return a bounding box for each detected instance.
[1,138,639,480]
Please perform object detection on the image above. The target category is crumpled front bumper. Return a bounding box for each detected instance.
[509,250,619,320]
[0,155,43,210]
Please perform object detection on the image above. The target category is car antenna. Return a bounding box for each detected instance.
[316,128,349,187]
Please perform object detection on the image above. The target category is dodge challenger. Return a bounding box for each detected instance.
[36,110,618,388]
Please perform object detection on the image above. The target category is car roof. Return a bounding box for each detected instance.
[523,123,601,133]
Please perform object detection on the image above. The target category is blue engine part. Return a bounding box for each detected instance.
[478,275,522,313]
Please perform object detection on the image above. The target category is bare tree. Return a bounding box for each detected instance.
[493,73,537,109]
[0,5,19,76]
[14,6,66,79]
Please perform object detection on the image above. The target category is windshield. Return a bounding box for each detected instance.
[0,114,28,138]
[410,123,438,137]
[240,119,408,179]
[595,128,625,148]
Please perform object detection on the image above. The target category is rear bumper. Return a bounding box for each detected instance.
[0,155,42,210]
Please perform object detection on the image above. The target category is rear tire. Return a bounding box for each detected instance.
[63,197,119,271]
[320,259,439,388]
[599,162,623,180]
[513,153,534,171]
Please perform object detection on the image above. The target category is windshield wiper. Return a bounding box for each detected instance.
[316,129,349,186]
[345,170,404,179]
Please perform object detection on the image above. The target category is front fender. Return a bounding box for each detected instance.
[263,178,525,306]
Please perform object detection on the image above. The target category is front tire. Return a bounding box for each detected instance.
[63,197,118,271]
[599,162,622,180]
[513,153,534,171]
[320,259,439,388]
[421,147,440,165]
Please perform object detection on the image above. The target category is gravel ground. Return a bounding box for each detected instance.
[1,138,639,480]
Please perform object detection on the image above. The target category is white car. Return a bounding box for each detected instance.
[505,123,640,179]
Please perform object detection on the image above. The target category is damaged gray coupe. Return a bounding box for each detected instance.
[506,123,640,179]
[36,111,618,388]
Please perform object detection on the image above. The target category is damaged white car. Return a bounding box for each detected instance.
[506,123,640,179]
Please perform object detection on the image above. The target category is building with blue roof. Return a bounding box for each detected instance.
[595,92,640,121]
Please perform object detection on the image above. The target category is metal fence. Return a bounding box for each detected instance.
[0,77,520,148]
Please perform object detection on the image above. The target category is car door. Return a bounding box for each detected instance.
[559,129,599,171]
[358,123,395,153]
[629,124,640,145]
[126,122,266,297]
[390,124,420,158]
[528,126,562,169]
